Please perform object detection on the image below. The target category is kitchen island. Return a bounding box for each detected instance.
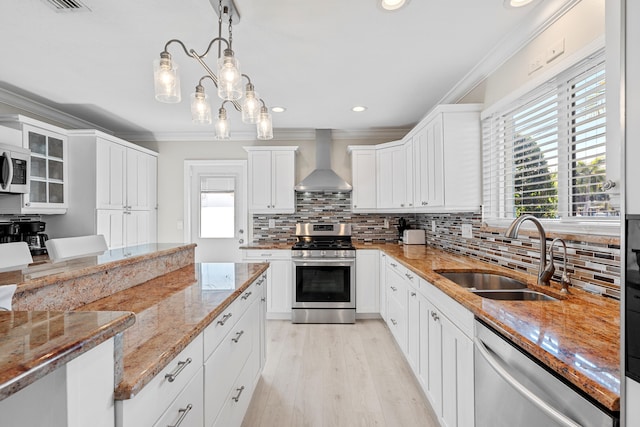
[0,243,269,427]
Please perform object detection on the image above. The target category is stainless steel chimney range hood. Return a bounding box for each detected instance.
[295,129,352,192]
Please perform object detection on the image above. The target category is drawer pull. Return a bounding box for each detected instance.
[390,262,398,268]
[390,286,397,291]
[390,318,397,326]
[260,253,273,257]
[232,386,245,402]
[241,291,253,300]
[405,273,414,280]
[431,311,440,322]
[217,313,233,326]
[411,292,416,297]
[165,358,192,383]
[261,297,266,302]
[167,403,193,427]
[231,330,245,343]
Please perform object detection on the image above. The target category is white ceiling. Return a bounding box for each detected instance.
[0,0,570,141]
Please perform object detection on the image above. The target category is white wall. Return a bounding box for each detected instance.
[137,135,396,243]
[461,0,605,107]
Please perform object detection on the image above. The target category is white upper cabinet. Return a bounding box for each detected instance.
[0,115,69,214]
[96,139,126,210]
[348,146,377,212]
[413,117,444,209]
[376,141,408,211]
[245,146,298,214]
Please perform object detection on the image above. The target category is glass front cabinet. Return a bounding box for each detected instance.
[0,115,68,214]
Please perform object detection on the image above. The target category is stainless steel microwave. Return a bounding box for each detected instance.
[0,143,30,194]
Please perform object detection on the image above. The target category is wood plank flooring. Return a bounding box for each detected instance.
[242,319,439,427]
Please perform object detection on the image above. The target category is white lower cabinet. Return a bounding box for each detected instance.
[355,249,379,314]
[242,250,292,318]
[117,274,267,427]
[382,255,474,427]
[379,252,388,321]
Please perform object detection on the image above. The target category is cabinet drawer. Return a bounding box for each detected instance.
[204,278,262,360]
[243,249,291,261]
[116,334,203,427]
[387,268,407,309]
[153,366,204,427]
[212,334,261,427]
[419,278,474,338]
[204,302,256,426]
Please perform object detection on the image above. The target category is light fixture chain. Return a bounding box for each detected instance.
[228,14,233,50]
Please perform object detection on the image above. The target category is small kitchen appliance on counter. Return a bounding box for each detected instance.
[403,229,426,245]
[13,219,48,255]
[291,223,356,324]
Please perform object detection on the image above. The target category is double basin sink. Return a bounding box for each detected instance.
[439,271,557,301]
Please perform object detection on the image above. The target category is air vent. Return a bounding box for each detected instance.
[41,0,91,12]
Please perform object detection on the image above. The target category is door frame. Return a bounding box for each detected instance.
[183,159,248,246]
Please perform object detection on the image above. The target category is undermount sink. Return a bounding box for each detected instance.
[471,290,558,302]
[439,271,528,291]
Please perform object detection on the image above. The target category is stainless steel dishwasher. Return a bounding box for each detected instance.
[474,320,619,427]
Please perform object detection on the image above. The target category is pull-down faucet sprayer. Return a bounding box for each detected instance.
[505,214,553,286]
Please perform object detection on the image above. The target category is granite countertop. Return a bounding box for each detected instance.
[78,262,269,400]
[0,310,135,400]
[356,242,620,412]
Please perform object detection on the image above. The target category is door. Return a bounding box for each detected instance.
[186,161,247,263]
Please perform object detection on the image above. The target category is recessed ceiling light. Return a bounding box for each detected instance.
[380,0,409,11]
[503,0,534,8]
[352,106,367,112]
[271,106,286,113]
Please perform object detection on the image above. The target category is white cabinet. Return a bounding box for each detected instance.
[385,259,408,352]
[402,138,415,209]
[242,250,292,318]
[0,338,116,427]
[379,252,388,321]
[348,146,377,212]
[406,282,420,373]
[47,130,158,248]
[377,142,408,211]
[355,249,379,314]
[441,314,474,427]
[413,121,444,209]
[245,146,298,214]
[0,115,69,214]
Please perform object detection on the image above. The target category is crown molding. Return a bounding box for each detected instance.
[118,127,410,143]
[437,0,582,104]
[0,87,111,133]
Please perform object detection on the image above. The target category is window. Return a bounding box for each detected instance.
[200,177,235,238]
[482,50,618,226]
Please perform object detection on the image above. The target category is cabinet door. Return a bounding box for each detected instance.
[402,139,414,209]
[271,150,295,212]
[23,125,68,210]
[441,315,474,427]
[426,305,443,417]
[247,151,272,211]
[96,139,126,210]
[97,209,124,249]
[407,284,419,373]
[413,125,428,208]
[355,249,379,313]
[351,149,377,211]
[269,259,292,314]
[126,149,152,211]
[391,146,406,208]
[376,147,394,208]
[125,210,150,247]
[426,117,444,207]
[379,252,387,321]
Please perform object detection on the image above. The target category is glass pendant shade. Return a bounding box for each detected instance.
[153,53,181,103]
[190,87,212,124]
[256,107,273,140]
[217,49,242,101]
[241,84,261,124]
[215,107,230,140]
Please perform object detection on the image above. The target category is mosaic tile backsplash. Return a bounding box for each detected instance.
[252,192,621,299]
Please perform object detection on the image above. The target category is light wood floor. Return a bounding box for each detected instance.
[241,319,439,427]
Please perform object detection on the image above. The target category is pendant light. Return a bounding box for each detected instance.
[153,0,274,140]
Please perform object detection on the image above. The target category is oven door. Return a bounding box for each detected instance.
[292,258,355,309]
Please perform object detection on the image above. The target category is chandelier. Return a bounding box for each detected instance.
[153,0,273,140]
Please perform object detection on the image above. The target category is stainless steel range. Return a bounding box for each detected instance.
[291,223,356,324]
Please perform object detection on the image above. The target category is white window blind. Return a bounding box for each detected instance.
[482,50,618,223]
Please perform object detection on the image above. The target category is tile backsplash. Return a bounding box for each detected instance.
[252,192,621,299]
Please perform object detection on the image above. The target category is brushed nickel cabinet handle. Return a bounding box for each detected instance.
[390,286,397,291]
[165,358,192,383]
[390,318,397,326]
[232,386,245,402]
[167,404,193,427]
[231,330,245,343]
[411,292,416,297]
[241,291,252,300]
[217,312,233,326]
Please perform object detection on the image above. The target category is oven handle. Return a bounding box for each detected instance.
[474,337,581,427]
[292,258,355,264]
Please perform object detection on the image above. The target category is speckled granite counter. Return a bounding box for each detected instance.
[0,310,134,400]
[355,243,620,412]
[79,262,269,399]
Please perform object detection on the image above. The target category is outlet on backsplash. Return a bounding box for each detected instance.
[269,219,276,228]
[384,219,389,229]
[431,220,436,233]
[461,223,472,238]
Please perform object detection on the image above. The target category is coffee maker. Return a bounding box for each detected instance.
[15,220,48,255]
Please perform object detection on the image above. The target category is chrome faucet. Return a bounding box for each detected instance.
[544,238,572,293]
[504,215,553,286]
